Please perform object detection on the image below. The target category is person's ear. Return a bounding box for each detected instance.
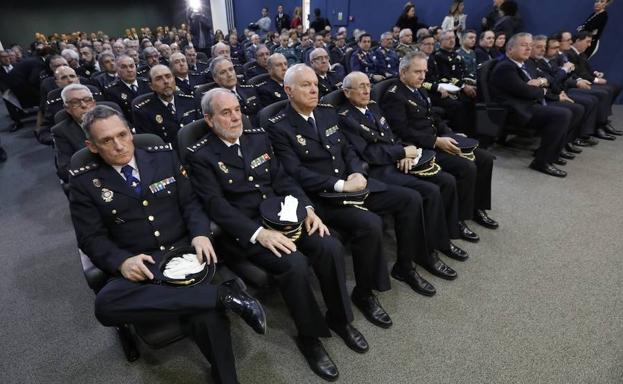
[85,139,98,154]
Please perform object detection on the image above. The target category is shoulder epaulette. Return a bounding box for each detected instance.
[145,143,173,152]
[338,109,349,116]
[134,96,153,109]
[256,81,267,87]
[239,84,254,88]
[422,82,433,91]
[368,100,377,104]
[268,113,286,124]
[177,92,195,99]
[244,127,265,134]
[186,137,209,153]
[317,103,334,108]
[69,161,99,177]
[388,85,398,93]
[198,60,209,65]
[47,97,62,105]
[104,80,118,90]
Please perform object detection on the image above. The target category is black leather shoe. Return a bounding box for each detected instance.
[218,279,267,335]
[296,337,339,382]
[458,221,479,242]
[351,292,392,328]
[440,242,469,261]
[573,138,591,147]
[327,321,369,353]
[390,265,436,296]
[553,157,567,166]
[559,150,575,160]
[565,143,582,154]
[474,209,499,229]
[604,124,623,136]
[529,161,567,178]
[0,146,6,163]
[419,252,458,280]
[594,128,616,141]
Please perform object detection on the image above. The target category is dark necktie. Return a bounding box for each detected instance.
[166,102,175,116]
[182,78,190,88]
[121,165,141,196]
[364,108,375,124]
[307,116,317,133]
[231,89,243,102]
[130,84,138,93]
[230,143,242,158]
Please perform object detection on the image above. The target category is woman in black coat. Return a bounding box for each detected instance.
[395,4,428,33]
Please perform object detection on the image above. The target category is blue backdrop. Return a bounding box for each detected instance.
[234,1,622,103]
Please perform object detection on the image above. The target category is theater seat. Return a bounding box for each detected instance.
[247,73,270,86]
[370,78,396,103]
[320,89,347,107]
[193,82,218,101]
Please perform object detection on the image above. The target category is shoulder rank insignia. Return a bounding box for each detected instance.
[268,113,285,124]
[317,103,334,108]
[187,138,208,153]
[368,100,377,104]
[218,161,229,173]
[101,188,114,203]
[146,143,173,152]
[243,127,265,134]
[155,114,163,124]
[296,134,306,146]
[121,93,127,100]
[388,85,398,93]
[325,125,339,136]
[69,162,99,176]
[339,110,349,116]
[359,124,370,132]
[251,153,271,169]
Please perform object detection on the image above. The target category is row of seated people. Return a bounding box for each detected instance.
[64,53,500,382]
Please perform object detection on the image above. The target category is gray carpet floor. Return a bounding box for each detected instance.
[1,106,622,384]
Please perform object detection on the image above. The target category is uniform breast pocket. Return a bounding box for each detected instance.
[151,182,177,199]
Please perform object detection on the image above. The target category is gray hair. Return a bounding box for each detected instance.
[342,71,367,90]
[169,52,186,64]
[143,46,158,59]
[284,63,311,87]
[81,105,128,139]
[533,34,548,43]
[201,88,235,116]
[208,56,232,74]
[98,51,115,66]
[255,44,269,57]
[399,51,427,73]
[148,64,171,81]
[399,28,413,39]
[115,54,133,66]
[440,30,455,41]
[211,42,229,57]
[267,53,286,68]
[61,48,79,61]
[380,31,393,40]
[61,83,91,104]
[309,47,328,61]
[506,32,533,51]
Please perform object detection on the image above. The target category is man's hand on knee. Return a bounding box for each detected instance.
[120,254,155,282]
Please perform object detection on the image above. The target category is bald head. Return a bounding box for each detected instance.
[211,42,231,58]
[267,53,288,83]
[54,66,79,88]
[342,71,370,108]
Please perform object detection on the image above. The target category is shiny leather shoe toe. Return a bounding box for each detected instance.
[351,292,392,328]
[296,338,339,382]
[440,242,469,261]
[565,143,582,154]
[420,254,458,281]
[474,209,499,229]
[391,265,436,296]
[218,279,267,335]
[458,220,480,242]
[529,161,567,178]
[553,157,567,166]
[328,321,369,353]
[559,150,575,160]
[572,138,591,147]
[604,124,623,136]
[594,128,615,141]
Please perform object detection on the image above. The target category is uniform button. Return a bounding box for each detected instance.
[143,200,149,206]
[331,156,335,160]
[380,132,385,136]
[326,145,330,149]
[334,169,339,173]
[148,216,154,221]
[262,194,267,199]
[255,184,260,188]
[160,246,165,251]
[228,179,233,184]
[248,176,254,181]
[154,231,160,237]
[112,209,117,214]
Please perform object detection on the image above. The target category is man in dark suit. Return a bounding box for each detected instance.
[475,30,496,65]
[184,45,209,73]
[92,52,117,89]
[103,55,150,123]
[132,65,202,149]
[268,64,458,298]
[187,88,369,382]
[274,4,291,31]
[227,33,247,66]
[329,33,347,66]
[256,53,288,108]
[381,52,498,238]
[245,45,270,79]
[169,52,211,96]
[210,57,261,122]
[489,33,571,177]
[69,105,265,384]
[339,71,468,262]
[0,50,23,131]
[310,48,344,97]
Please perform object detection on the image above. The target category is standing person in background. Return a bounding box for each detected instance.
[395,4,428,33]
[482,0,522,33]
[290,7,303,29]
[275,4,291,32]
[310,8,331,31]
[189,11,213,55]
[256,7,272,39]
[577,0,613,58]
[493,1,518,39]
[442,0,467,45]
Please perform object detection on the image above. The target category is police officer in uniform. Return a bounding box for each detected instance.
[245,45,270,79]
[92,52,117,89]
[132,65,202,149]
[169,52,211,96]
[103,55,150,123]
[339,71,467,262]
[268,65,458,298]
[350,33,384,83]
[381,52,498,238]
[187,88,368,382]
[373,32,400,78]
[256,53,288,108]
[309,48,344,98]
[137,47,160,80]
[210,57,261,123]
[76,46,99,78]
[184,45,209,73]
[68,105,266,384]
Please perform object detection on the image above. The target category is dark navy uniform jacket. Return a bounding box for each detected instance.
[245,62,268,80]
[266,103,385,195]
[317,71,344,98]
[188,60,209,73]
[104,78,151,123]
[175,72,212,96]
[132,92,202,149]
[434,48,467,87]
[373,46,400,78]
[256,78,287,108]
[186,128,312,247]
[350,48,378,79]
[93,72,118,89]
[69,146,211,275]
[380,80,452,149]
[51,118,86,182]
[232,84,262,117]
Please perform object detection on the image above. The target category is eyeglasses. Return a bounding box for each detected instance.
[312,55,330,62]
[66,96,94,107]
